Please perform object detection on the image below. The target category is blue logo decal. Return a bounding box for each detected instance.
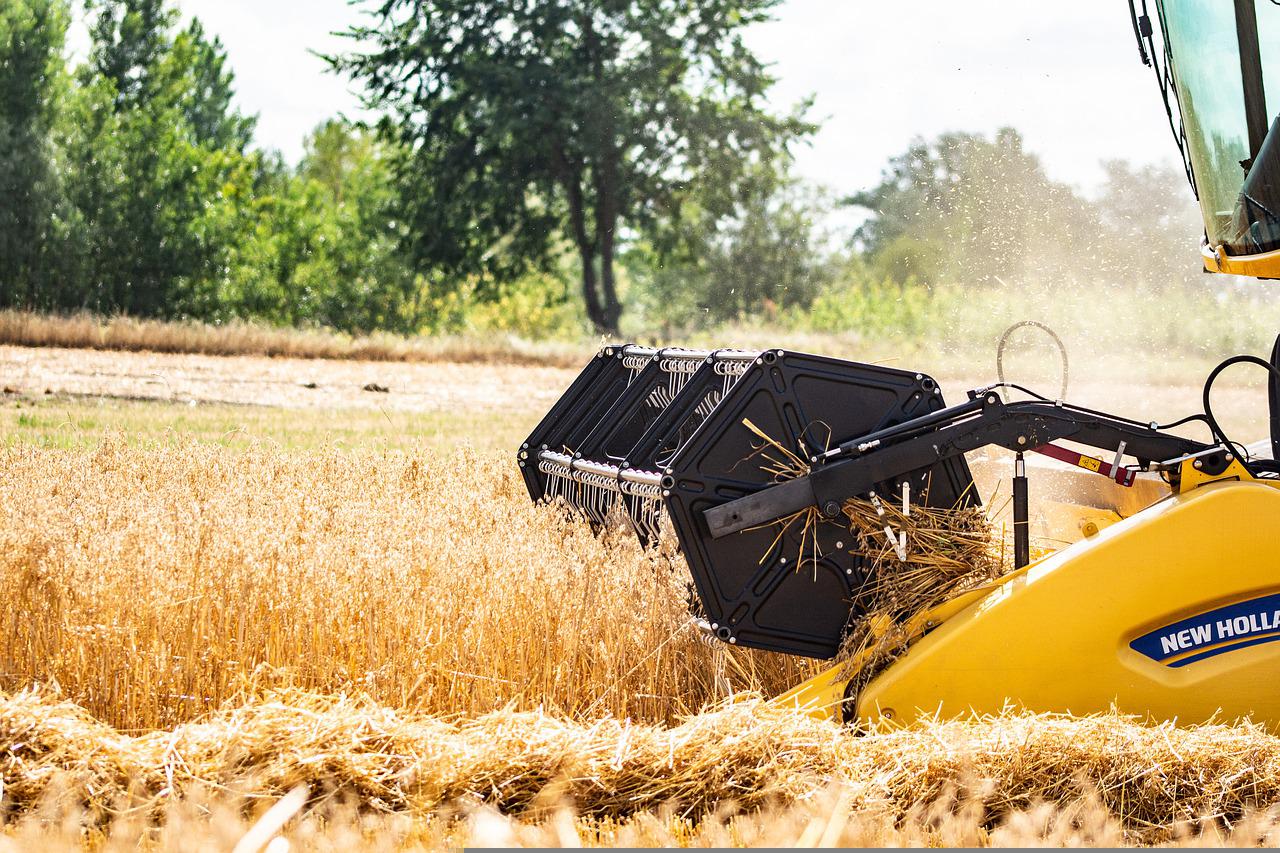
[1131,593,1280,668]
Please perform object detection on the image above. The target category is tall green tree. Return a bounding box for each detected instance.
[0,0,69,307]
[87,0,256,147]
[223,120,419,333]
[173,19,255,151]
[65,0,257,317]
[297,122,418,332]
[332,0,812,334]
[87,0,170,110]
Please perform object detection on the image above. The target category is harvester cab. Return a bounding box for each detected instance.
[1138,0,1280,277]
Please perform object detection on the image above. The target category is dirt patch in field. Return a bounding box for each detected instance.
[0,344,579,413]
[0,343,1269,443]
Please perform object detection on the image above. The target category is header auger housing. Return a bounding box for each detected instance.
[522,341,1280,731]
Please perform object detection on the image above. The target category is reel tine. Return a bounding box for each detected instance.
[523,347,758,545]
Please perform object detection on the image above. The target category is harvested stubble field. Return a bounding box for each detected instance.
[4,344,1280,848]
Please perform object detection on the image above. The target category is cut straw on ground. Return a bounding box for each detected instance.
[3,686,1280,844]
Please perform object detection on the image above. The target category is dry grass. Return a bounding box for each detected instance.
[6,779,1252,849]
[0,441,812,731]
[0,309,587,367]
[5,797,1279,850]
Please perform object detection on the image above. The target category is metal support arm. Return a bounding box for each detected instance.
[704,392,1215,539]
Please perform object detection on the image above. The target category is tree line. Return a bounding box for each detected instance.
[1,0,423,333]
[1,0,1204,338]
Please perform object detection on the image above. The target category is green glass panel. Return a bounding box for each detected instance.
[1163,0,1249,244]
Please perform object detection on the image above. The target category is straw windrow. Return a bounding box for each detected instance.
[3,686,1280,843]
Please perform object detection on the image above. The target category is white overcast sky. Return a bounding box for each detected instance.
[71,0,1182,200]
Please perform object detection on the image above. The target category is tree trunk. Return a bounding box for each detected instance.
[554,146,610,333]
[598,214,620,335]
[580,13,621,336]
[568,199,605,332]
[578,244,605,332]
[594,134,622,336]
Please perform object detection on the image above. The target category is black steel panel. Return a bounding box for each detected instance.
[575,355,683,462]
[518,344,637,502]
[627,352,751,472]
[662,349,976,659]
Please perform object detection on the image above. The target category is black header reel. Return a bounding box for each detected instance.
[520,345,973,658]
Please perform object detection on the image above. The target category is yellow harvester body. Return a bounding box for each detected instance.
[780,460,1280,728]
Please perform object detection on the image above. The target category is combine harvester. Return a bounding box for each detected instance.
[521,0,1280,727]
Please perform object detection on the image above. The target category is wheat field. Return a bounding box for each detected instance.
[5,351,1280,847]
[1,441,818,731]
